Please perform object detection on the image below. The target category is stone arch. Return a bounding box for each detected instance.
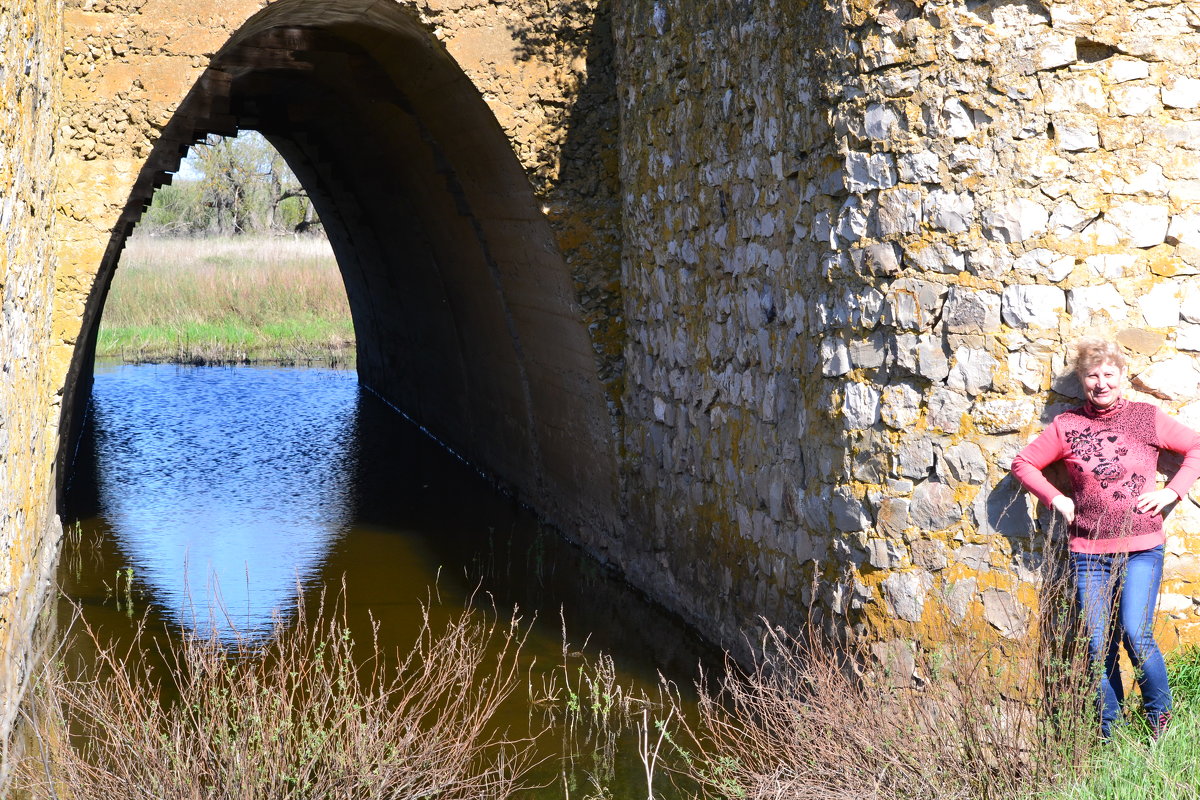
[62,0,621,542]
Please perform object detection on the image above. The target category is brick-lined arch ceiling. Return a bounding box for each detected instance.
[70,0,620,537]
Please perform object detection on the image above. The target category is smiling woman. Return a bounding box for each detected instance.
[1011,337,1200,740]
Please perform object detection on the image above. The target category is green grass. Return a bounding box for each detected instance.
[1047,647,1200,800]
[97,235,355,365]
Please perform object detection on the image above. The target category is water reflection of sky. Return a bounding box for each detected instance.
[88,364,357,639]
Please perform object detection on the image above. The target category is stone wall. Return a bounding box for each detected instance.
[616,0,1200,660]
[0,0,64,781]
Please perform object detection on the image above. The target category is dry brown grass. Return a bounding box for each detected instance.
[15,589,537,799]
[670,541,1097,800]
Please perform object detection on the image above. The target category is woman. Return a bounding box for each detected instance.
[1012,338,1200,738]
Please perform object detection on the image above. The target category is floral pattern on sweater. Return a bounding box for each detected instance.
[1012,400,1200,554]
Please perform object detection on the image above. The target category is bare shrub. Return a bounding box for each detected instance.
[16,590,537,799]
[671,543,1097,800]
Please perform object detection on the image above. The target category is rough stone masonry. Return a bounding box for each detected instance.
[8,0,1200,775]
[615,0,1200,655]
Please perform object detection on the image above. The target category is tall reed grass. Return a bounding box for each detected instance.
[99,235,354,365]
[666,529,1100,800]
[15,590,535,799]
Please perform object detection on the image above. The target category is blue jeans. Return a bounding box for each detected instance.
[1072,545,1172,736]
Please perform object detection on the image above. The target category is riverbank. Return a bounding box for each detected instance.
[97,235,354,365]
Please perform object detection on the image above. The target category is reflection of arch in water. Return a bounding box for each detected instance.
[85,365,359,638]
[62,0,621,554]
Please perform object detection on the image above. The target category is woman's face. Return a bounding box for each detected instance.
[1081,361,1125,408]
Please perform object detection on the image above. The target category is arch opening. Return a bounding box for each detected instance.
[61,0,621,550]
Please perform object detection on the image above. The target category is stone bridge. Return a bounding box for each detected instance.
[7,0,1200,779]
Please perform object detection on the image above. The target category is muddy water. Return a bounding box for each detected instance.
[62,362,719,798]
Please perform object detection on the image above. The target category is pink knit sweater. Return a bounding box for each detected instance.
[1011,399,1200,554]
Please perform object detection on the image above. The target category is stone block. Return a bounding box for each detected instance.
[983,197,1049,243]
[926,189,974,233]
[944,98,975,138]
[1002,284,1065,329]
[948,347,997,396]
[877,187,921,236]
[1138,281,1181,327]
[886,278,947,331]
[1083,254,1136,280]
[909,480,961,532]
[877,498,911,537]
[1111,84,1158,116]
[944,287,1001,334]
[1034,34,1076,72]
[832,487,872,532]
[1164,77,1200,109]
[943,577,977,622]
[843,383,881,429]
[852,242,902,276]
[881,383,922,430]
[1108,200,1169,247]
[1177,323,1200,352]
[1013,248,1074,282]
[1054,114,1099,151]
[982,589,1029,639]
[1008,351,1046,392]
[1110,59,1150,83]
[916,337,951,382]
[911,538,948,571]
[1132,355,1200,400]
[898,437,935,479]
[975,474,1035,538]
[865,103,901,140]
[845,152,897,192]
[898,150,939,183]
[882,570,931,622]
[868,538,907,569]
[837,196,872,243]
[907,241,965,274]
[1116,327,1166,355]
[955,543,991,571]
[1167,212,1200,249]
[821,337,852,377]
[942,441,988,486]
[928,387,970,433]
[850,331,888,369]
[1049,199,1096,237]
[1068,285,1128,327]
[972,396,1036,435]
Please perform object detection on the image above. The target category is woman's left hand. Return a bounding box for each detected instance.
[1136,488,1180,515]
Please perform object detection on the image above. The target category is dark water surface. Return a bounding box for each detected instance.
[63,363,718,798]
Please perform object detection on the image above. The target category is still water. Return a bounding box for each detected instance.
[63,363,717,798]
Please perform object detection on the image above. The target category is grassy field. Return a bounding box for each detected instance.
[1049,646,1200,800]
[98,235,355,365]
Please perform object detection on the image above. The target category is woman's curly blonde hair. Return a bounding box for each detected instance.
[1072,337,1127,377]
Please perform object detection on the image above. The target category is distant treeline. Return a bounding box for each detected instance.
[141,131,323,238]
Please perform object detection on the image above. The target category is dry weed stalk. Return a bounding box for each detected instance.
[16,590,537,799]
[673,534,1097,800]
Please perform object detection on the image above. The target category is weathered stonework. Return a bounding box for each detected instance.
[10,0,1200,765]
[0,0,64,782]
[616,0,1200,654]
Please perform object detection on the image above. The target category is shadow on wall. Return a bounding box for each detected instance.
[59,0,625,570]
[510,1,625,399]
